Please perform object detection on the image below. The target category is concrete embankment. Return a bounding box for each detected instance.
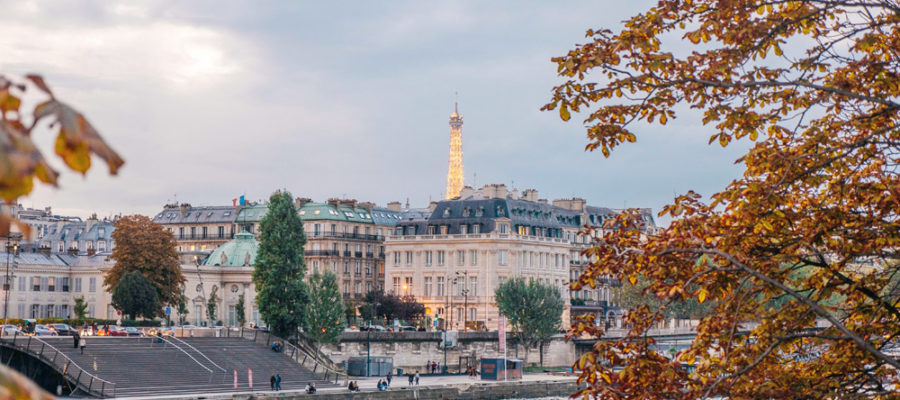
[244,379,580,400]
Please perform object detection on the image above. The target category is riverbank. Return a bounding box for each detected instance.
[112,373,580,400]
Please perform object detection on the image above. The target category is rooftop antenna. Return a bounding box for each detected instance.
[473,172,477,188]
[405,197,410,209]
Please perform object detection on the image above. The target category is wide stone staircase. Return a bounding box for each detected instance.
[15,335,337,397]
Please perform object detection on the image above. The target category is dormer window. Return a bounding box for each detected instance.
[443,209,451,217]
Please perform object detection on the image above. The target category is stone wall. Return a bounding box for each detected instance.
[322,332,575,372]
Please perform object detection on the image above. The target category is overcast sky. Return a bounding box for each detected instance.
[0,1,748,225]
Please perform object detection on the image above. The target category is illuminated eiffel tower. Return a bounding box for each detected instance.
[445,102,464,199]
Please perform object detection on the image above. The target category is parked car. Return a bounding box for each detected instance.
[0,325,20,335]
[34,325,58,336]
[108,326,128,336]
[124,327,142,337]
[361,325,387,332]
[397,326,416,332]
[50,323,76,336]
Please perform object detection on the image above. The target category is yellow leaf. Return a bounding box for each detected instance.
[698,288,708,304]
[628,275,637,285]
[560,106,571,121]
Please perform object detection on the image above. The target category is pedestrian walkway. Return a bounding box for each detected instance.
[110,372,577,400]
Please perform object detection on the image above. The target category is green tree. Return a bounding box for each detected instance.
[105,215,184,314]
[111,271,159,320]
[177,294,188,325]
[252,190,309,338]
[236,294,246,327]
[495,278,564,366]
[304,271,345,351]
[73,296,88,321]
[613,276,715,320]
[206,290,218,325]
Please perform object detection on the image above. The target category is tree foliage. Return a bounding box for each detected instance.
[236,294,246,327]
[547,1,900,398]
[495,278,564,365]
[304,271,345,347]
[252,190,309,338]
[73,296,88,320]
[362,290,425,321]
[614,276,715,320]
[112,271,159,320]
[105,215,184,315]
[206,289,218,325]
[0,74,123,236]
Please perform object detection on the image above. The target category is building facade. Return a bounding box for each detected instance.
[384,184,656,330]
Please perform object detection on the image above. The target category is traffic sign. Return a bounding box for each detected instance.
[165,306,171,316]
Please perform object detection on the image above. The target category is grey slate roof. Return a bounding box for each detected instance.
[153,205,238,224]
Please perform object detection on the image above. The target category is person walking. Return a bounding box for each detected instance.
[386,371,392,387]
[79,336,86,354]
[270,375,276,391]
[431,361,437,374]
[275,374,282,391]
[408,372,414,387]
[415,371,420,386]
[72,331,80,349]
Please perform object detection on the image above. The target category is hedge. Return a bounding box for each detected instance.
[3,318,161,328]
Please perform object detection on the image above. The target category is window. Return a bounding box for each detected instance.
[314,224,321,236]
[17,304,23,318]
[311,261,319,272]
[499,224,508,234]
[498,250,507,266]
[469,307,477,321]
[61,277,70,292]
[365,263,371,275]
[89,277,96,292]
[440,226,448,235]
[30,304,39,318]
[470,250,477,266]
[394,252,401,264]
[393,277,400,293]
[201,227,208,238]
[425,251,433,265]
[459,224,467,234]
[32,276,40,291]
[354,281,361,295]
[366,282,372,293]
[424,277,432,296]
[406,251,413,264]
[58,242,64,252]
[469,276,477,296]
[355,261,361,275]
[404,277,412,294]
[427,226,435,235]
[472,224,480,234]
[218,226,225,238]
[98,240,106,252]
[437,277,445,296]
[332,262,338,273]
[195,305,203,325]
[343,262,350,274]
[18,276,24,291]
[437,251,445,265]
[457,250,465,265]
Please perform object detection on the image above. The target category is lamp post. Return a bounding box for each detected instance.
[455,271,469,331]
[3,233,20,325]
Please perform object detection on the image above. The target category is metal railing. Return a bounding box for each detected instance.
[150,335,214,374]
[225,328,348,386]
[0,333,116,398]
[165,335,227,372]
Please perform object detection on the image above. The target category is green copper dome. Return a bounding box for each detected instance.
[203,232,258,267]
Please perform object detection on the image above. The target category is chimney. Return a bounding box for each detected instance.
[523,189,539,202]
[459,186,475,199]
[386,201,402,212]
[538,199,548,204]
[482,184,496,199]
[327,198,341,208]
[428,201,439,212]
[495,184,509,199]
[295,197,311,209]
[358,202,375,212]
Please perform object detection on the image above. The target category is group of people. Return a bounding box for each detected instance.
[71,331,86,354]
[347,380,360,392]
[407,370,421,386]
[425,360,440,374]
[270,341,284,353]
[268,374,282,391]
[376,378,389,391]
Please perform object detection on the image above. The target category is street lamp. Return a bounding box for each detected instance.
[455,271,469,331]
[3,233,20,325]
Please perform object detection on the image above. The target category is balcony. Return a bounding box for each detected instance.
[309,232,385,241]
[343,251,351,257]
[175,233,234,241]
[354,251,363,258]
[306,250,339,257]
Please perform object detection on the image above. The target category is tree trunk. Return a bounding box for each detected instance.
[539,340,544,367]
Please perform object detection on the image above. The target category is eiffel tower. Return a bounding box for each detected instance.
[445,102,464,199]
